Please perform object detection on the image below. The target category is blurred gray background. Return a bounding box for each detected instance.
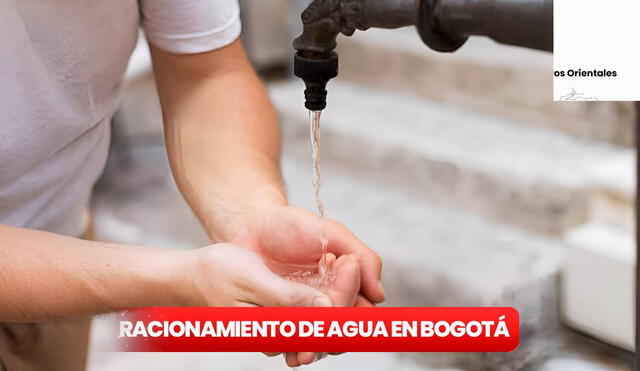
[87,1,636,370]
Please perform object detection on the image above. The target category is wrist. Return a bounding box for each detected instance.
[202,186,287,244]
[84,246,194,311]
[133,249,197,308]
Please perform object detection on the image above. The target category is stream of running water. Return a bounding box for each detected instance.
[310,110,329,279]
[281,110,334,289]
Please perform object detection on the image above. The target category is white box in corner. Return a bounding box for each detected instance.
[554,0,640,101]
[561,222,635,351]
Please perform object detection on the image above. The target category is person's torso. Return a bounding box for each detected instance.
[0,0,140,235]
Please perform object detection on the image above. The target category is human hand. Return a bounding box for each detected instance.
[176,243,361,366]
[223,204,385,306]
[213,204,384,367]
[177,243,335,307]
[177,243,363,309]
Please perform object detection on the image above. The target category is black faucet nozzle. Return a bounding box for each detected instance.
[294,51,338,111]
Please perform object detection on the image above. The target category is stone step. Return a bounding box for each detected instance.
[335,28,636,147]
[586,158,635,230]
[561,222,635,352]
[537,330,632,371]
[269,80,634,237]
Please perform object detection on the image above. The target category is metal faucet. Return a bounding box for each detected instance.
[293,0,553,111]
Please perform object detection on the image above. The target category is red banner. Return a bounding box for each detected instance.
[112,307,519,352]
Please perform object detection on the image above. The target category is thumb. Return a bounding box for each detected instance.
[325,255,360,307]
[246,267,333,308]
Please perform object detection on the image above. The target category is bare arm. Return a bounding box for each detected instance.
[0,224,332,323]
[0,224,186,322]
[152,38,384,368]
[151,39,385,306]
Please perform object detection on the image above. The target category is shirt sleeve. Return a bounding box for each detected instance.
[140,0,241,54]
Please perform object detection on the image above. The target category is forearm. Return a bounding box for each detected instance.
[0,224,188,322]
[151,40,286,243]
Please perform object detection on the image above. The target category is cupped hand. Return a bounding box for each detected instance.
[223,204,384,367]
[183,243,362,309]
[183,243,332,307]
[185,243,362,367]
[229,205,385,306]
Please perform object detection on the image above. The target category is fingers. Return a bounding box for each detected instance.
[269,351,321,366]
[326,255,360,307]
[285,352,300,367]
[322,252,337,274]
[235,301,259,307]
[356,294,375,307]
[297,352,318,365]
[326,221,385,304]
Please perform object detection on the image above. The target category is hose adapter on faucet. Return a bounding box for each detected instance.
[294,51,338,111]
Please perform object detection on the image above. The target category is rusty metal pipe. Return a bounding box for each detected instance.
[358,0,419,30]
[422,0,553,52]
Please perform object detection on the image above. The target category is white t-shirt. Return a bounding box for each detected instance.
[0,0,241,237]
